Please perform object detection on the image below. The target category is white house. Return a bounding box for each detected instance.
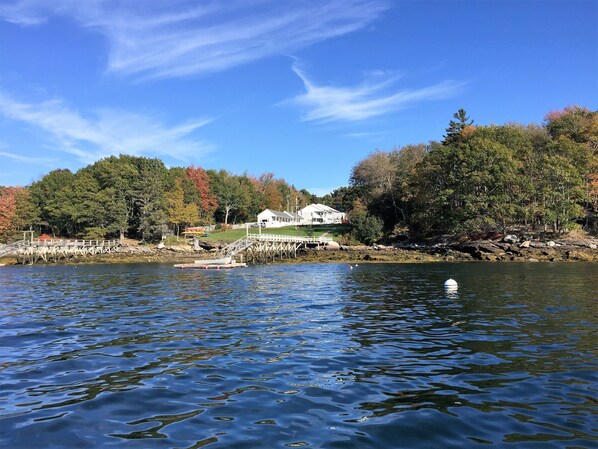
[299,204,345,225]
[257,209,304,228]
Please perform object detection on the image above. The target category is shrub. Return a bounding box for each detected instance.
[352,214,384,245]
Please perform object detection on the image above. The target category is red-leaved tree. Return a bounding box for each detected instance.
[185,165,218,223]
[0,187,20,241]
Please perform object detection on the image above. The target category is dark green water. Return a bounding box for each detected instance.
[0,262,596,448]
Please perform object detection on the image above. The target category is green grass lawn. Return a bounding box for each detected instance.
[199,224,352,243]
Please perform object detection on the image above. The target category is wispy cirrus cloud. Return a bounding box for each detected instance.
[0,148,56,164]
[0,90,214,164]
[0,0,390,79]
[343,131,390,139]
[287,62,463,123]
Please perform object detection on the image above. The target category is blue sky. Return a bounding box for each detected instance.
[0,0,596,195]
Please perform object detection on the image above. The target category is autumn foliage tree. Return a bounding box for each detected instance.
[185,165,217,224]
[165,178,200,237]
[0,187,19,241]
[6,105,594,243]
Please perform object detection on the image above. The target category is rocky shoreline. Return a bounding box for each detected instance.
[2,235,597,265]
[442,237,598,262]
[297,236,598,263]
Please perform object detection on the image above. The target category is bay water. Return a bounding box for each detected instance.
[0,262,596,448]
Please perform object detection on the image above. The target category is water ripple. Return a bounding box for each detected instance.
[0,262,596,448]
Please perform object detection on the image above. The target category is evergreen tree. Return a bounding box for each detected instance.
[444,108,474,145]
[29,169,74,236]
[131,158,168,241]
[83,156,138,240]
[411,137,518,236]
[352,213,383,245]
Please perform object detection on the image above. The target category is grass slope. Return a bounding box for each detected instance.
[199,224,351,243]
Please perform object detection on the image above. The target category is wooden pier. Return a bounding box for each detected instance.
[220,233,333,264]
[0,239,120,265]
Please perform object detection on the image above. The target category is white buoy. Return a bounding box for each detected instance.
[444,278,458,289]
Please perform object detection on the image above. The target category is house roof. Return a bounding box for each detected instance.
[261,209,294,219]
[301,203,342,214]
[286,212,303,220]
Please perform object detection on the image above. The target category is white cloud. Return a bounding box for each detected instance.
[0,149,56,164]
[287,63,463,122]
[0,90,214,164]
[0,0,389,79]
[343,131,390,139]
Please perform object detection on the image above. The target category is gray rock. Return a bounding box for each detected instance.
[546,241,556,247]
[503,234,518,244]
[478,243,504,254]
[519,241,531,248]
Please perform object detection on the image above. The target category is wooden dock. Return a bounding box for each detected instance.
[174,233,334,269]
[220,233,333,264]
[0,238,120,265]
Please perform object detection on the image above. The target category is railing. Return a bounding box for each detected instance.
[0,239,120,259]
[220,238,255,257]
[27,239,120,247]
[219,233,333,259]
[246,234,333,243]
[0,240,28,258]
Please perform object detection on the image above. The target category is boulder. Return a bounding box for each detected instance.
[196,240,218,250]
[503,235,519,244]
[495,242,514,251]
[454,241,505,260]
[546,241,556,247]
[166,245,193,253]
[519,241,531,248]
[478,242,505,254]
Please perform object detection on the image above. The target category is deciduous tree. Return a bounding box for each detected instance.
[0,187,19,241]
[166,178,200,237]
[186,165,217,224]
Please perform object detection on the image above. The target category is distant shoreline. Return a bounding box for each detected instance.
[2,237,597,266]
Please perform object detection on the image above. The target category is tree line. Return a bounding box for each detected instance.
[324,106,597,243]
[1,105,596,244]
[0,155,316,242]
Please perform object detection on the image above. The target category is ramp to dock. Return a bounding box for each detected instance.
[0,240,28,258]
[219,233,333,264]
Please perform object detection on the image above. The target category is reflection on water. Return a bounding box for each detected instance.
[0,262,596,448]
